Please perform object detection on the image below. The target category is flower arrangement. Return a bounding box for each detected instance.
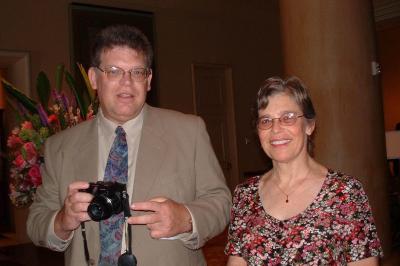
[2,64,97,207]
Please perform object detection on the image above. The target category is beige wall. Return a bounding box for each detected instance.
[0,0,283,180]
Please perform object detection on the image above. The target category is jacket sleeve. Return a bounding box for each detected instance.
[27,135,71,250]
[184,117,232,249]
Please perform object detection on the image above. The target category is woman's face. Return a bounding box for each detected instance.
[257,93,315,163]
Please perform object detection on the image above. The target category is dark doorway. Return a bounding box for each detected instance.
[69,3,158,106]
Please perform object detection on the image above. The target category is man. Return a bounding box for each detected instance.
[27,24,231,266]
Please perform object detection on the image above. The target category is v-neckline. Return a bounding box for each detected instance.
[257,169,332,223]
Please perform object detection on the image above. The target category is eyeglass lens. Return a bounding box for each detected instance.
[257,112,301,129]
[99,66,149,82]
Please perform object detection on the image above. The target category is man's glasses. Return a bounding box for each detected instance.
[96,66,151,82]
[257,112,304,130]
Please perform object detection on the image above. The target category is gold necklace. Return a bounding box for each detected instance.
[271,169,311,203]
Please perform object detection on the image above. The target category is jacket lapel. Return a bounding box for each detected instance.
[132,105,168,201]
[73,118,98,183]
[72,118,100,260]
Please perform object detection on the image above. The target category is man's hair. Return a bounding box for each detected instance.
[90,24,153,68]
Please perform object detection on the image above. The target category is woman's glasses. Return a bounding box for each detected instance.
[257,112,304,130]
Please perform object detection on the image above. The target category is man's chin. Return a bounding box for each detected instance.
[115,111,141,123]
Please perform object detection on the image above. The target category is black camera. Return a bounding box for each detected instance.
[80,181,131,221]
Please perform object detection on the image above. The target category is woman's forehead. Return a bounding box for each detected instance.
[259,93,301,115]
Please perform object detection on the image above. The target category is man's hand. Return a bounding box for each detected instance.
[128,197,192,239]
[54,181,93,240]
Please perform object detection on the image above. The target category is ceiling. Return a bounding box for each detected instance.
[373,0,400,22]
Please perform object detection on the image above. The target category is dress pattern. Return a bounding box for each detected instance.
[225,170,383,265]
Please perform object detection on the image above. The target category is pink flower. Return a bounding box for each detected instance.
[7,134,23,148]
[21,121,33,130]
[13,154,27,168]
[86,106,95,120]
[23,142,38,164]
[28,164,42,186]
[11,128,20,135]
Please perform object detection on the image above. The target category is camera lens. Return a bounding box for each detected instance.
[88,195,114,221]
[87,193,123,221]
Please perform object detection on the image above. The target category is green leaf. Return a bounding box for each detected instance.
[77,63,96,102]
[55,64,65,92]
[21,147,27,160]
[65,71,86,118]
[36,72,51,107]
[5,98,26,123]
[1,79,38,114]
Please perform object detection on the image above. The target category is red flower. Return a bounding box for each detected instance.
[21,121,33,130]
[48,114,58,124]
[13,154,27,168]
[23,142,37,165]
[28,164,42,186]
[7,134,23,148]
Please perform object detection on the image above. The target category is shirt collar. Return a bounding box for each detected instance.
[98,107,144,138]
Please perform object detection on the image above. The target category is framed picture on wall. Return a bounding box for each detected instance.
[69,3,158,106]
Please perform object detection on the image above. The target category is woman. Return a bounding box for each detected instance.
[225,76,383,265]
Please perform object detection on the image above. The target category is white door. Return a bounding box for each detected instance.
[191,63,239,192]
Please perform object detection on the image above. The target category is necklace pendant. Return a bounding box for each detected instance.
[285,196,289,203]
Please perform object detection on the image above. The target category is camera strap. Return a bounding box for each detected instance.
[80,220,136,266]
[80,222,93,266]
[125,218,133,254]
[118,218,137,266]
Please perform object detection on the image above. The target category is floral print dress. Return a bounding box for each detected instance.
[225,170,383,265]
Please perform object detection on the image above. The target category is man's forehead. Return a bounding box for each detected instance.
[101,45,141,54]
[99,46,146,64]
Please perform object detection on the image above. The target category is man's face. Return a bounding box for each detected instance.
[89,46,152,124]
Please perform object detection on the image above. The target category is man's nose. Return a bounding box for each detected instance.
[119,71,133,84]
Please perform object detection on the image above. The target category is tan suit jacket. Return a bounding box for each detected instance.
[27,105,231,266]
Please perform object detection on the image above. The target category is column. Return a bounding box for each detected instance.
[279,0,390,253]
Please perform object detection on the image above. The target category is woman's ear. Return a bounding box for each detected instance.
[306,120,316,136]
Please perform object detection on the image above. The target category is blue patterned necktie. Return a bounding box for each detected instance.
[99,126,128,266]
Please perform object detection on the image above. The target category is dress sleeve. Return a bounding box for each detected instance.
[225,185,244,257]
[343,178,383,262]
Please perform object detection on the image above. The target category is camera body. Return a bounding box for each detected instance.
[80,181,130,221]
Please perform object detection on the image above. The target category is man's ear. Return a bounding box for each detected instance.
[88,67,98,91]
[146,69,153,92]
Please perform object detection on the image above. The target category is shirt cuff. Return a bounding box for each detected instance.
[46,211,74,251]
[161,205,199,243]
